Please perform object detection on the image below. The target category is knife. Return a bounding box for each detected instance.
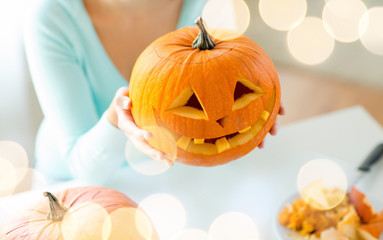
[352,143,383,186]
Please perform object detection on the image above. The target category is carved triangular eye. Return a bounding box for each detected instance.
[167,86,208,119]
[234,81,254,101]
[232,78,264,111]
[185,93,204,110]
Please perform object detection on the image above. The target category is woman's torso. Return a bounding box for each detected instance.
[33,0,207,181]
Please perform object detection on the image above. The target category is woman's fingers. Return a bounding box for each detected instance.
[270,119,279,136]
[114,87,174,167]
[115,96,151,140]
[260,100,284,149]
[279,101,286,115]
[115,86,130,98]
[258,140,265,149]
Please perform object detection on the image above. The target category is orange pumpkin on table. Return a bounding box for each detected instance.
[0,186,159,240]
[129,17,281,166]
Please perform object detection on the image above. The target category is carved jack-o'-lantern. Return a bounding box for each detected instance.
[129,17,281,166]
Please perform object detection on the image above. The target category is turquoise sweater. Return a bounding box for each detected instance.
[24,0,206,184]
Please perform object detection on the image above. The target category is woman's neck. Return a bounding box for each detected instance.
[84,0,178,17]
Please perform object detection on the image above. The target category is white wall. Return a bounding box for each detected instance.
[0,0,43,166]
[245,0,383,88]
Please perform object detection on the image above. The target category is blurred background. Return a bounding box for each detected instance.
[0,0,382,191]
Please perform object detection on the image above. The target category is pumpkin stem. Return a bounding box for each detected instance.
[44,192,68,222]
[192,16,215,50]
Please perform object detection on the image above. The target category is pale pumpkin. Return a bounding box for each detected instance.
[129,17,281,166]
[0,186,159,240]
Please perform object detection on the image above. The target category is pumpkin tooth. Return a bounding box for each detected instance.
[176,136,191,150]
[261,110,270,121]
[216,137,231,153]
[238,126,251,133]
[194,138,205,144]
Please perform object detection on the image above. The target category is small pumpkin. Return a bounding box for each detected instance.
[0,186,159,240]
[129,17,281,166]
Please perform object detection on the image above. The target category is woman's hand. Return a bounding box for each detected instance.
[258,102,285,149]
[107,87,174,166]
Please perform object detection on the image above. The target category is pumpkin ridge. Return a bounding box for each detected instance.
[34,222,57,240]
[67,190,93,207]
[159,49,202,115]
[31,209,47,215]
[154,46,235,65]
[56,232,63,240]
[153,47,188,65]
[146,54,182,118]
[211,53,236,116]
[90,190,101,200]
[231,43,261,56]
[5,222,33,235]
[18,232,39,239]
[191,52,210,118]
[133,46,179,127]
[233,50,276,90]
[240,57,271,108]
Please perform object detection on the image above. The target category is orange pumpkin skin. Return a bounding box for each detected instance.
[370,210,383,223]
[129,24,281,166]
[359,222,383,239]
[0,186,159,240]
[358,210,383,239]
[349,185,375,223]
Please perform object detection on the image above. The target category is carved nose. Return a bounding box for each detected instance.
[216,116,229,128]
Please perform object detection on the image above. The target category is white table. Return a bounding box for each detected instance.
[1,106,383,239]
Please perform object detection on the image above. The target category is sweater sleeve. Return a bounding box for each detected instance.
[23,0,127,185]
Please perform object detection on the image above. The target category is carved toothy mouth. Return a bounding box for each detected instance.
[175,113,269,155]
[152,89,276,156]
[172,89,275,155]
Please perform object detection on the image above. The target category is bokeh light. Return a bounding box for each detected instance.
[359,7,383,55]
[171,229,209,240]
[125,125,176,175]
[208,212,259,240]
[103,207,155,240]
[0,157,17,197]
[322,0,367,42]
[0,141,29,169]
[139,193,186,240]
[62,202,111,240]
[202,0,250,41]
[287,17,335,65]
[259,0,307,31]
[297,159,348,210]
[0,141,29,195]
[16,168,47,190]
